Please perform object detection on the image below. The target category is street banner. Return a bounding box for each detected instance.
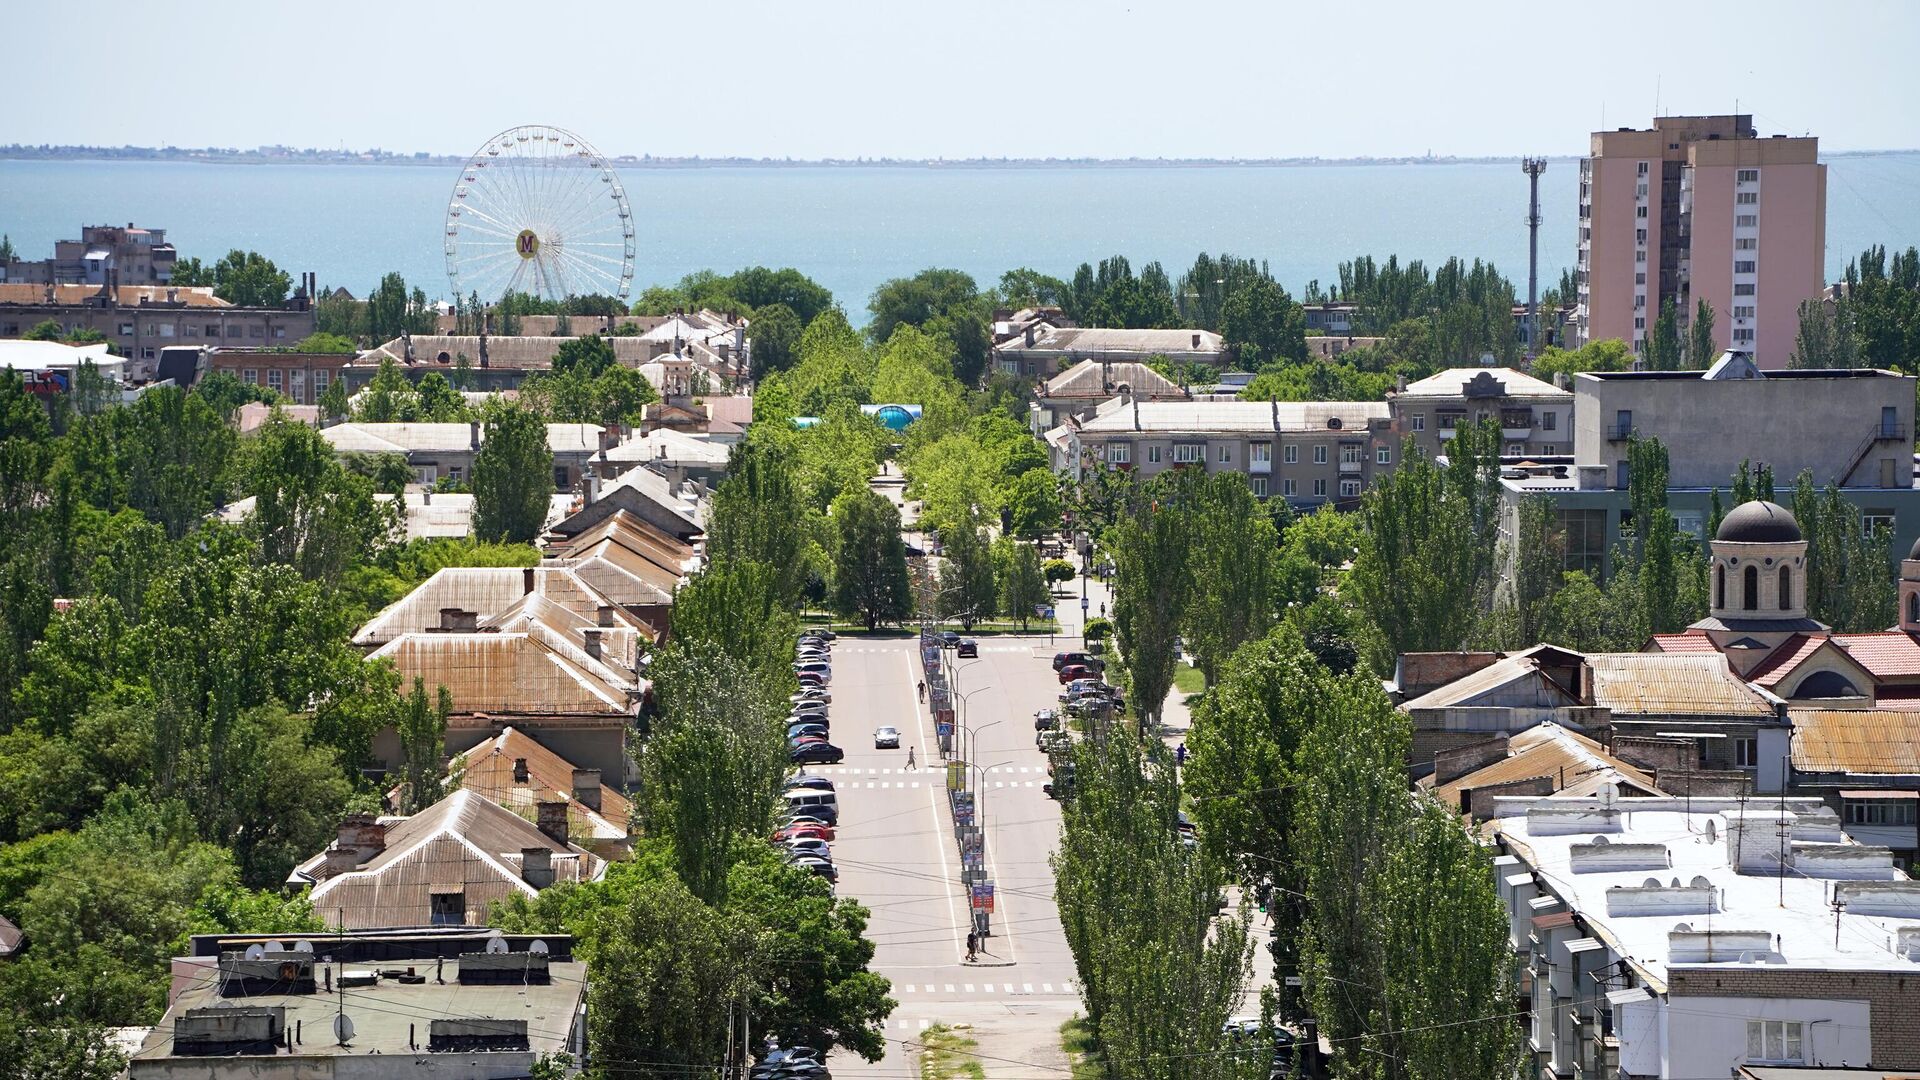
[971,883,995,913]
[947,761,965,792]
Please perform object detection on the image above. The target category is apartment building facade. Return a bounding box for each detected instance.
[0,223,178,285]
[1392,366,1574,461]
[204,347,352,404]
[1574,114,1825,368]
[1060,395,1392,507]
[0,283,316,377]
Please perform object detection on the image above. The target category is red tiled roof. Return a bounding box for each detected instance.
[1870,686,1920,709]
[1648,632,1719,654]
[1746,634,1824,686]
[1833,632,1920,678]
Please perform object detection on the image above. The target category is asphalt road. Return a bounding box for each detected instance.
[814,633,1087,1080]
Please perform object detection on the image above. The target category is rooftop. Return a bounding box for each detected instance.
[1041,359,1187,400]
[319,422,603,456]
[0,282,230,308]
[1002,326,1225,356]
[1790,710,1920,776]
[1586,653,1780,717]
[1398,366,1570,400]
[1077,398,1389,435]
[369,632,635,718]
[1494,794,1919,988]
[1421,722,1661,810]
[460,726,633,841]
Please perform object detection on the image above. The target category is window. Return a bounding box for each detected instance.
[1173,443,1202,464]
[1339,479,1360,497]
[313,369,330,395]
[1312,445,1328,465]
[1743,564,1760,610]
[1541,412,1557,431]
[206,323,221,336]
[1847,800,1919,826]
[266,369,284,391]
[1737,214,1758,227]
[429,890,467,926]
[1312,478,1327,497]
[242,368,258,383]
[1736,737,1759,769]
[1734,283,1756,296]
[145,322,158,335]
[1283,444,1298,464]
[249,325,263,338]
[1281,478,1296,497]
[1377,447,1391,465]
[1635,205,1648,219]
[1735,260,1757,274]
[273,326,286,338]
[1411,415,1425,432]
[1636,183,1648,197]
[1737,168,1759,183]
[1635,250,1647,263]
[118,322,134,336]
[140,346,155,360]
[1439,414,1459,430]
[1506,443,1524,456]
[159,323,174,338]
[1147,446,1162,464]
[1779,565,1792,610]
[1862,512,1894,534]
[1636,228,1647,244]
[1716,564,1726,608]
[1733,328,1755,343]
[1251,477,1267,498]
[1734,305,1755,318]
[1341,445,1361,464]
[1737,191,1759,205]
[551,466,569,490]
[1735,237,1757,250]
[1635,295,1646,309]
[1636,161,1649,176]
[1746,1020,1804,1064]
[1250,443,1271,464]
[1218,444,1232,463]
[1635,272,1646,285]
[1107,444,1129,465]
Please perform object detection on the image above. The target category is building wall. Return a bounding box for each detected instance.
[1687,139,1825,370]
[1077,427,1393,506]
[1666,969,1908,1071]
[1582,153,1650,350]
[0,303,315,376]
[1393,392,1573,461]
[1572,373,1913,490]
[209,351,352,405]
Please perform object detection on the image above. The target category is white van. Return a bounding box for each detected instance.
[783,789,839,821]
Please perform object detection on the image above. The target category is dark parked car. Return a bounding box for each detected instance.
[790,741,846,765]
[787,724,829,742]
[1052,651,1099,671]
[956,639,978,657]
[1033,709,1059,731]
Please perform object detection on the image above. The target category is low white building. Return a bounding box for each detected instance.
[1491,791,1920,1078]
[0,338,126,384]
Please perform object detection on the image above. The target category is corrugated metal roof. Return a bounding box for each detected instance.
[1425,723,1661,807]
[353,567,531,646]
[1043,359,1187,400]
[1016,327,1224,355]
[1790,710,1920,774]
[1401,655,1572,711]
[1587,653,1776,716]
[461,726,633,840]
[369,633,632,716]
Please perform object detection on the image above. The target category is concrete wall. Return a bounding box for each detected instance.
[130,1052,545,1079]
[1664,973,1889,1073]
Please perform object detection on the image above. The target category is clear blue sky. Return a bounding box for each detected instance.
[14,0,1919,159]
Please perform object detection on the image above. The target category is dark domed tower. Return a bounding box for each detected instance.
[1695,500,1824,671]
[1900,536,1920,632]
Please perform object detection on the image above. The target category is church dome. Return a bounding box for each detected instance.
[1908,534,1920,561]
[1716,500,1802,544]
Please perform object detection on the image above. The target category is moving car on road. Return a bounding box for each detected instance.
[956,639,978,657]
[874,725,900,749]
[938,630,961,648]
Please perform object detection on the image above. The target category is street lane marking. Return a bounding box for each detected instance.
[923,985,934,993]
[1004,983,1014,994]
[964,983,975,993]
[902,648,965,962]
[1041,983,1053,993]
[1023,983,1033,994]
[944,984,955,993]
[920,1020,930,1031]
[900,983,913,992]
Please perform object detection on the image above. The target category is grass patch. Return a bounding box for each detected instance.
[1172,663,1207,695]
[1059,1016,1107,1080]
[916,1024,986,1080]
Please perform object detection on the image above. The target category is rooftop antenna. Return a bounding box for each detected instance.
[1522,158,1548,357]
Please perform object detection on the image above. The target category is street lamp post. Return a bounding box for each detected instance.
[955,686,993,790]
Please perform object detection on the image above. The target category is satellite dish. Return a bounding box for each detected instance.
[333,1013,355,1045]
[1671,877,1683,888]
[528,939,550,955]
[243,944,267,961]
[1642,878,1662,888]
[1674,922,1693,933]
[1591,835,1611,846]
[1690,876,1712,889]
[1738,950,1757,964]
[293,940,315,954]
[485,934,510,955]
[1704,820,1719,841]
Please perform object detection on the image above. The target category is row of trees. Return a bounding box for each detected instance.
[1793,244,1920,370]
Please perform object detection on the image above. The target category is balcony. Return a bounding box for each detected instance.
[1339,460,1362,474]
[1605,426,1632,441]
[1249,458,1272,474]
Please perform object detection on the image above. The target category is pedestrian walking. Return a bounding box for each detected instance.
[917,680,926,703]
[1176,742,1188,768]
[965,931,979,963]
[907,747,917,770]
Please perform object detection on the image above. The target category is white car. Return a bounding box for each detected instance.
[874,726,901,749]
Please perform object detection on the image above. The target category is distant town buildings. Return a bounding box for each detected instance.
[1574,114,1826,368]
[318,420,607,490]
[0,222,178,285]
[994,323,1226,379]
[1389,365,1574,461]
[0,282,316,378]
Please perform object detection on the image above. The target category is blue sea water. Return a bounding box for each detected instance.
[3,155,1917,311]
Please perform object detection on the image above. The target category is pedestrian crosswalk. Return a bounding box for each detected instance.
[803,766,1049,776]
[830,644,1035,654]
[894,981,1077,997]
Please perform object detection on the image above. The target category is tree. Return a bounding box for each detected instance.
[316,375,349,420]
[1003,467,1062,539]
[1220,276,1308,367]
[1689,298,1718,367]
[705,437,814,606]
[1792,470,1896,630]
[1791,297,1862,369]
[244,414,395,581]
[23,320,66,342]
[395,677,451,813]
[748,302,804,380]
[867,269,989,384]
[413,370,468,421]
[829,490,912,630]
[1528,337,1632,384]
[994,538,1049,629]
[937,520,998,629]
[363,272,433,342]
[470,404,555,544]
[552,333,616,378]
[1645,296,1682,371]
[1183,473,1279,684]
[1506,495,1565,644]
[996,267,1070,308]
[293,332,356,354]
[1112,476,1194,732]
[203,250,290,308]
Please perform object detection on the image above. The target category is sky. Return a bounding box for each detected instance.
[12,0,1920,160]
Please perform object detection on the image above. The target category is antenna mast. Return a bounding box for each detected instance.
[1522,157,1548,356]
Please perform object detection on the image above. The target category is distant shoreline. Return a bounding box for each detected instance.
[3,146,1915,169]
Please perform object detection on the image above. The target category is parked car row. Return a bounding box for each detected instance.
[792,630,845,765]
[779,773,840,886]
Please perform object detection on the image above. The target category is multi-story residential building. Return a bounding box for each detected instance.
[320,421,606,490]
[1574,114,1825,368]
[1391,366,1574,460]
[994,325,1226,379]
[202,346,352,405]
[1491,791,1920,1078]
[1030,358,1189,432]
[1498,360,1920,584]
[0,283,316,378]
[0,222,177,285]
[1057,394,1392,508]
[130,927,586,1078]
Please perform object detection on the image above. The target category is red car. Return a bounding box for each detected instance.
[773,822,835,842]
[1059,664,1093,684]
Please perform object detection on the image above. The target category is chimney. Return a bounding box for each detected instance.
[520,847,554,888]
[598,426,619,452]
[522,567,536,595]
[422,489,432,506]
[469,420,481,450]
[438,607,476,632]
[572,769,602,811]
[1024,325,1036,347]
[479,313,490,368]
[536,801,569,846]
[511,757,529,784]
[582,629,603,660]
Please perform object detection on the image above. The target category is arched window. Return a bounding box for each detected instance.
[1795,670,1861,699]
[1716,564,1725,609]
[1743,565,1759,611]
[1778,565,1792,610]
[1910,592,1920,626]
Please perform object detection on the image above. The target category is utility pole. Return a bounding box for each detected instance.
[1522,157,1548,357]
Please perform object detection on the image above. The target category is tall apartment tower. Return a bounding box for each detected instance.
[1573,115,1825,369]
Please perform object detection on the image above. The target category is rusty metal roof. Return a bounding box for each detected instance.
[370,633,632,717]
[461,726,633,841]
[1425,723,1662,808]
[1587,654,1775,716]
[1790,710,1920,774]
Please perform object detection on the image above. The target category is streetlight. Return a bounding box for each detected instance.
[955,686,994,783]
[964,718,1003,796]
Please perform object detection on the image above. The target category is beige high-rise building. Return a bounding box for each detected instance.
[1573,115,1826,369]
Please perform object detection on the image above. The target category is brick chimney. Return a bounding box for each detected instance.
[581,629,603,660]
[511,757,529,784]
[596,605,617,628]
[439,607,477,632]
[468,420,481,450]
[1192,333,1201,349]
[522,567,536,595]
[520,847,554,888]
[536,801,569,846]
[321,813,386,878]
[572,769,602,812]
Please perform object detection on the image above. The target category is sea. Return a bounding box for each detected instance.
[3,155,1918,311]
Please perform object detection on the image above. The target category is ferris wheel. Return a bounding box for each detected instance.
[443,124,635,303]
